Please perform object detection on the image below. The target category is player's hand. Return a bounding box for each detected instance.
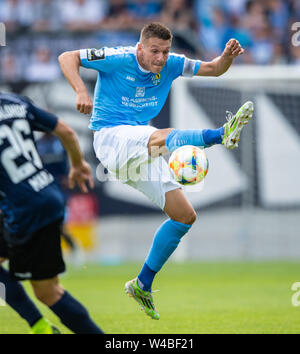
[76,91,93,115]
[68,160,94,193]
[223,39,244,60]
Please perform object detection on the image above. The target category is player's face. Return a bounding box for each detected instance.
[139,37,171,73]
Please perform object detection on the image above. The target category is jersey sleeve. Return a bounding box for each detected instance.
[168,54,202,80]
[27,102,58,133]
[80,47,125,73]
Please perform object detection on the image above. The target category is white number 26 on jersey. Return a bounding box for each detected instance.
[0,119,42,184]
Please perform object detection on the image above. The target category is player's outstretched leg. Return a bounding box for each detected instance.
[148,101,254,155]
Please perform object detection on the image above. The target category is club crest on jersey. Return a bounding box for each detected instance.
[135,87,145,97]
[151,73,161,86]
[87,48,105,61]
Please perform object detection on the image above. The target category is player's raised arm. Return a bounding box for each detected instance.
[196,39,244,77]
[53,119,94,193]
[58,50,93,115]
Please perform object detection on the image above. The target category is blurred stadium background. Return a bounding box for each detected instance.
[1,0,300,334]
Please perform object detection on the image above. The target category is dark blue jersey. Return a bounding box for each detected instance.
[36,134,70,205]
[36,134,69,184]
[0,93,64,245]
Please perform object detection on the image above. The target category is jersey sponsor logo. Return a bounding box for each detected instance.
[151,73,161,86]
[135,87,145,97]
[87,48,105,61]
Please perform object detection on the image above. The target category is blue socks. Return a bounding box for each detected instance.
[137,263,156,292]
[0,267,42,327]
[50,290,104,334]
[138,219,192,291]
[202,128,224,146]
[165,127,224,152]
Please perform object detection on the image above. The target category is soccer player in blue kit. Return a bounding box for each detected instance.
[59,23,254,320]
[0,92,104,333]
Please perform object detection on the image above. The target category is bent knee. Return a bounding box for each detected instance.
[176,209,197,226]
[185,209,197,225]
[148,128,174,156]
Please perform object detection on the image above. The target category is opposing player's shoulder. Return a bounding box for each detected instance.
[0,92,32,106]
[0,93,34,122]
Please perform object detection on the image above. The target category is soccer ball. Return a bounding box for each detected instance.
[168,145,209,185]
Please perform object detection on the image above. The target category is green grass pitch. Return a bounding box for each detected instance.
[1,262,300,334]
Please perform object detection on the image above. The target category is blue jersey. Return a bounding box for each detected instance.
[36,134,70,205]
[0,93,64,245]
[80,44,201,130]
[36,134,69,184]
